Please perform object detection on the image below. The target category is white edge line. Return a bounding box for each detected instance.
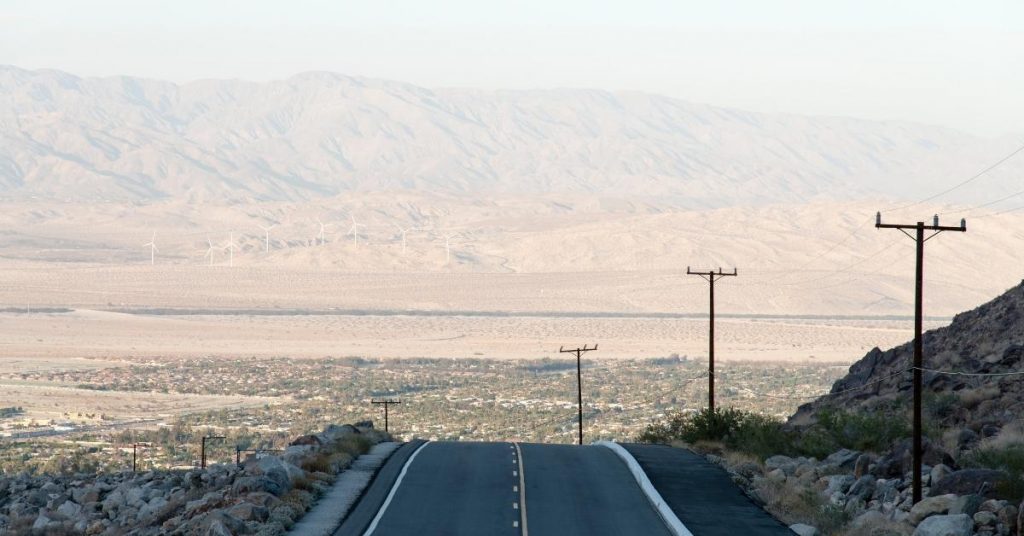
[514,442,529,536]
[362,441,431,536]
[595,441,694,536]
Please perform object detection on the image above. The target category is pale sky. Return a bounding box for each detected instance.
[2,0,1022,137]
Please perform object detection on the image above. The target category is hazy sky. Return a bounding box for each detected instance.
[2,0,1022,137]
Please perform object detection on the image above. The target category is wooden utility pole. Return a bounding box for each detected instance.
[560,344,598,445]
[686,267,737,412]
[876,212,966,504]
[200,436,226,469]
[372,399,401,433]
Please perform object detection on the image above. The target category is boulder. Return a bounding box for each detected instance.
[254,457,293,493]
[928,469,1009,498]
[228,502,269,522]
[138,496,168,520]
[825,449,861,469]
[947,494,982,516]
[789,523,819,536]
[874,439,954,478]
[101,489,125,514]
[997,503,1017,532]
[929,464,952,487]
[824,474,855,496]
[206,520,233,536]
[243,492,282,509]
[972,510,997,526]
[847,475,876,502]
[908,494,957,525]
[283,444,314,465]
[56,499,82,518]
[289,435,322,447]
[765,455,796,472]
[853,454,872,479]
[72,486,100,504]
[911,514,972,536]
[232,476,286,497]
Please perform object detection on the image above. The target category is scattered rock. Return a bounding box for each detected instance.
[929,464,952,487]
[929,469,1009,498]
[947,494,982,516]
[911,514,972,536]
[789,523,819,536]
[853,454,872,479]
[972,510,997,526]
[229,502,269,522]
[828,449,860,468]
[908,494,957,525]
[847,475,875,502]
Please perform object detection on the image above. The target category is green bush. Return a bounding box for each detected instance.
[961,443,1024,503]
[812,407,910,454]
[638,408,796,459]
[639,406,912,460]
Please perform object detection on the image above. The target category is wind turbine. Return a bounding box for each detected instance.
[348,214,366,247]
[258,224,276,253]
[315,218,327,246]
[394,224,419,255]
[143,232,158,266]
[223,232,237,267]
[444,233,459,265]
[203,237,216,267]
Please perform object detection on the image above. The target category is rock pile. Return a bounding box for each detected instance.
[0,423,388,535]
[715,447,1022,536]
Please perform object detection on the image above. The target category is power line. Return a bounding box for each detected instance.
[883,142,1024,214]
[914,366,1024,378]
[738,368,912,400]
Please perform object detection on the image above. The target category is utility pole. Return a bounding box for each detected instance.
[200,436,226,469]
[686,267,737,413]
[559,344,598,445]
[132,442,152,472]
[371,399,401,433]
[876,212,965,504]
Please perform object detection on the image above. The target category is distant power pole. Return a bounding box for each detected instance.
[560,344,598,445]
[371,399,401,433]
[876,212,966,504]
[686,267,737,413]
[200,436,226,469]
[132,443,149,472]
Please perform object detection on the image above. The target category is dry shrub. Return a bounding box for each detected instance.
[959,386,1000,409]
[754,478,850,535]
[836,517,911,536]
[300,453,331,474]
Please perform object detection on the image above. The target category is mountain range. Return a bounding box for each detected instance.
[2,65,1021,206]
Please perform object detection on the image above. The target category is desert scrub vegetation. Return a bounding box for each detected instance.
[753,478,850,534]
[638,406,911,459]
[960,424,1024,502]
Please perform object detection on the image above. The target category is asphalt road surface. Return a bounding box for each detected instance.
[337,441,792,536]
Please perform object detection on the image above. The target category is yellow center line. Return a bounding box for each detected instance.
[514,442,529,536]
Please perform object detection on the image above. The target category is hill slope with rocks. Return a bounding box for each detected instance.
[792,280,1024,433]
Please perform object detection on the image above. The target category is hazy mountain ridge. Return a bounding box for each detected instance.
[3,65,1021,205]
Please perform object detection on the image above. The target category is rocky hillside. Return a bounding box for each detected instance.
[792,280,1024,433]
[0,423,389,535]
[3,65,1023,205]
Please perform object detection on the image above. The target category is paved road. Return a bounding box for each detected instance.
[624,443,794,535]
[342,441,674,536]
[519,443,673,536]
[337,441,793,536]
[354,442,521,535]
